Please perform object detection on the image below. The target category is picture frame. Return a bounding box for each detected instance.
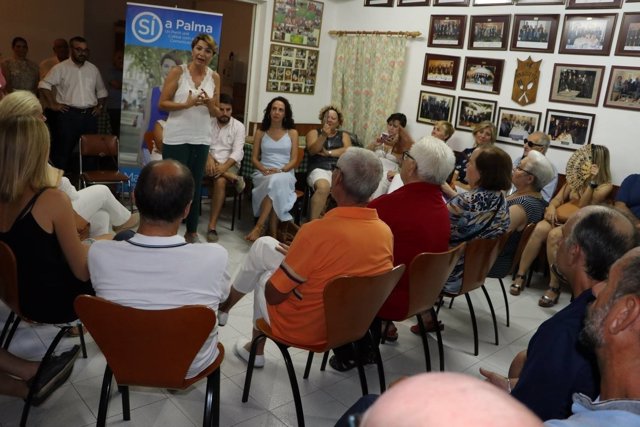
[429,15,467,49]
[549,64,605,107]
[421,54,461,90]
[603,66,640,112]
[473,0,512,5]
[496,107,542,146]
[468,15,511,50]
[558,14,617,56]
[398,0,429,5]
[455,97,498,132]
[565,0,622,9]
[515,0,565,5]
[271,0,324,48]
[266,44,318,95]
[364,0,394,6]
[510,14,560,53]
[462,57,504,94]
[544,109,595,150]
[417,91,456,125]
[615,13,640,57]
[433,0,470,5]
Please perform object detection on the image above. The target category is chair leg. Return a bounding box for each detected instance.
[119,385,130,420]
[203,368,221,427]
[231,192,237,231]
[0,311,16,348]
[21,326,70,427]
[76,321,88,358]
[448,296,455,309]
[97,366,114,427]
[242,334,266,403]
[430,308,445,372]
[320,351,329,371]
[498,278,510,327]
[352,342,369,396]
[481,285,499,346]
[367,331,386,393]
[380,320,391,345]
[464,294,479,356]
[3,315,21,350]
[414,314,432,372]
[274,342,305,427]
[303,351,314,379]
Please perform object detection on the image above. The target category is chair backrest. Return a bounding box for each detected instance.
[323,265,405,348]
[74,295,216,388]
[293,146,305,171]
[508,223,536,275]
[79,134,120,172]
[0,242,21,316]
[459,235,507,294]
[406,243,466,317]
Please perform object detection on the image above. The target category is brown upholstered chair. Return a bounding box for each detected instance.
[241,265,405,427]
[74,295,224,427]
[380,243,466,372]
[0,242,85,427]
[441,235,509,356]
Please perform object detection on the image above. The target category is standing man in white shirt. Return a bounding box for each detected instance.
[39,36,108,172]
[204,93,246,243]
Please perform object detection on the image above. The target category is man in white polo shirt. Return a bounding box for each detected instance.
[88,160,229,378]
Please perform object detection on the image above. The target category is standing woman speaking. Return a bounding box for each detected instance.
[159,33,220,243]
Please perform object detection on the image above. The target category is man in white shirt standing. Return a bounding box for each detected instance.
[204,93,246,243]
[38,36,107,172]
[88,159,229,379]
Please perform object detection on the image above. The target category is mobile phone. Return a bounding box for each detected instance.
[380,132,390,141]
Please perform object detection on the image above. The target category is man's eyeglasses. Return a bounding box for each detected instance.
[402,151,415,161]
[73,47,90,54]
[524,138,545,148]
[515,165,534,176]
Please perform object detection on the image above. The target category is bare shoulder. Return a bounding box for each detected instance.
[288,129,299,138]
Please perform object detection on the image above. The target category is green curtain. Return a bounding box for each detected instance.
[331,35,407,146]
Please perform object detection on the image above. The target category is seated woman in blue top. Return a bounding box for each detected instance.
[305,105,351,220]
[246,96,298,242]
[0,115,93,323]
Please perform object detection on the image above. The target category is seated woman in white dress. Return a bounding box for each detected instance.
[246,96,298,242]
[368,113,406,200]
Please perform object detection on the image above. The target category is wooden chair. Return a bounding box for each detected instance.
[291,147,306,224]
[74,295,224,427]
[0,242,86,427]
[441,236,507,356]
[380,244,465,372]
[79,134,131,209]
[241,265,405,427]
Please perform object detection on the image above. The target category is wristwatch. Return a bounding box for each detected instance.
[589,181,598,189]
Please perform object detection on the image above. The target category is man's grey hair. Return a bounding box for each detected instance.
[411,136,455,184]
[525,150,555,191]
[336,147,383,203]
[530,131,550,154]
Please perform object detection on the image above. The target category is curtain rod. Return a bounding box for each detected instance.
[329,30,421,38]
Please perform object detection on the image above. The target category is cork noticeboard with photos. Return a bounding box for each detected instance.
[266,44,318,95]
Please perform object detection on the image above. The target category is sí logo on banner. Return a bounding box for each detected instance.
[131,11,163,43]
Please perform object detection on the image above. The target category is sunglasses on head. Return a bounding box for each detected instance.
[524,138,545,148]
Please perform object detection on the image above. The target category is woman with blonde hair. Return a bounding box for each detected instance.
[431,120,455,142]
[0,115,93,323]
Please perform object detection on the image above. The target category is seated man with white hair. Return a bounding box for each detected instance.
[217,147,394,367]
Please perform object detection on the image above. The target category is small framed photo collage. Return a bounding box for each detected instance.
[414,5,639,148]
[267,0,323,95]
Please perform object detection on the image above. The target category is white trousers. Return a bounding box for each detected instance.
[233,236,285,326]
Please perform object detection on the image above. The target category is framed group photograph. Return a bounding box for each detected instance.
[496,107,542,145]
[473,0,512,4]
[603,66,640,112]
[271,0,324,48]
[364,0,394,6]
[559,14,617,56]
[515,0,565,4]
[510,14,560,53]
[416,91,456,125]
[429,15,467,49]
[266,44,318,95]
[566,0,622,9]
[544,109,595,150]
[455,97,498,131]
[433,0,470,5]
[549,64,605,107]
[462,57,504,94]
[421,54,460,90]
[468,15,511,50]
[615,13,640,57]
[398,0,430,5]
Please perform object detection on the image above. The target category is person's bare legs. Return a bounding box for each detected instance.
[218,287,247,314]
[208,175,227,231]
[0,348,38,399]
[310,179,330,220]
[539,225,564,306]
[511,220,553,292]
[268,210,278,238]
[246,196,273,241]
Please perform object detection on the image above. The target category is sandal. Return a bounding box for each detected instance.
[382,321,398,343]
[538,286,560,308]
[410,320,444,335]
[509,274,527,296]
[328,355,357,372]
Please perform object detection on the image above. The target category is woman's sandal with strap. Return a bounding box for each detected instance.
[538,286,560,308]
[509,274,527,296]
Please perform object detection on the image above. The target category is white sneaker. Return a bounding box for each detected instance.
[234,339,265,368]
[234,176,246,194]
[217,310,228,326]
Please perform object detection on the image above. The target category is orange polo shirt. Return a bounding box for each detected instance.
[267,206,394,347]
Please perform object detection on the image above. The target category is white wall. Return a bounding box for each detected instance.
[248,0,640,184]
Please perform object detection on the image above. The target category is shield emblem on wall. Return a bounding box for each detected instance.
[512,56,541,106]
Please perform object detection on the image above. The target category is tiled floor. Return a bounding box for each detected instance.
[0,198,569,427]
